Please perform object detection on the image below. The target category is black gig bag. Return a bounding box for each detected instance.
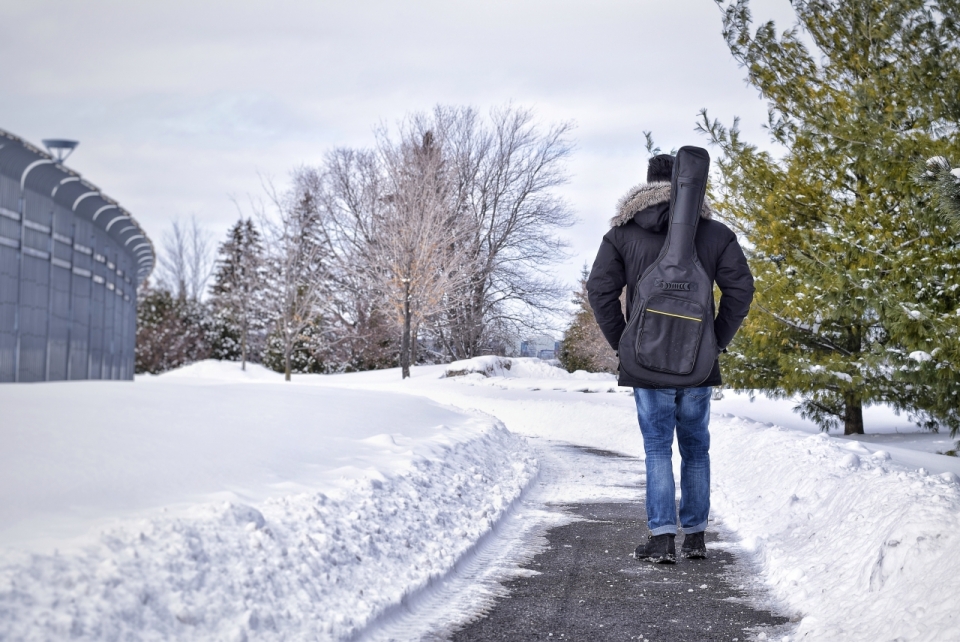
[618,146,717,387]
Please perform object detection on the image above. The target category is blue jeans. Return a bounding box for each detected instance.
[633,387,711,536]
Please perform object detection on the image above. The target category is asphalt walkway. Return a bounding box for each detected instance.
[449,449,791,642]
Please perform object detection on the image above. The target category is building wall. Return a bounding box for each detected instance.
[0,130,154,382]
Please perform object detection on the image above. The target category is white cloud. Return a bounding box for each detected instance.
[0,0,797,291]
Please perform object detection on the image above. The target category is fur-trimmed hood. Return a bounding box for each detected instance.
[610,181,713,228]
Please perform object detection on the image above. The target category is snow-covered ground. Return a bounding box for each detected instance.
[0,364,537,640]
[3,357,960,640]
[712,389,960,467]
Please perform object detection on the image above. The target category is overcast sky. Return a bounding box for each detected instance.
[0,0,795,292]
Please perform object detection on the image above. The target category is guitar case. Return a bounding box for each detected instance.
[618,146,717,387]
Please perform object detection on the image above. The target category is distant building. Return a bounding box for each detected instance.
[520,335,560,360]
[0,129,154,382]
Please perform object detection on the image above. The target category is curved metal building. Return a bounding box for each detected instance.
[0,129,154,382]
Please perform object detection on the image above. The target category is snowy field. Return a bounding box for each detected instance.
[2,357,960,641]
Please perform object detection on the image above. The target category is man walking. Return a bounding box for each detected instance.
[586,153,754,563]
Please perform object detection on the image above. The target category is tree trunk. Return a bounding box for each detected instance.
[411,321,418,366]
[241,316,247,372]
[466,283,486,357]
[841,324,864,434]
[401,282,411,379]
[284,340,292,382]
[843,390,864,434]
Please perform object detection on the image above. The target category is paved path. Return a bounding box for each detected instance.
[449,449,790,642]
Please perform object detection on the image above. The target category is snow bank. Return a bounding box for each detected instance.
[296,362,960,639]
[713,390,960,475]
[148,359,285,383]
[0,364,538,640]
[443,355,514,378]
[711,414,960,641]
[443,356,621,393]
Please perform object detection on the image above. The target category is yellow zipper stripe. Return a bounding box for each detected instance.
[648,308,701,322]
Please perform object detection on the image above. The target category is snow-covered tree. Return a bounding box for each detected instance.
[209,218,266,370]
[262,318,327,374]
[559,266,618,374]
[701,0,960,434]
[900,156,960,434]
[135,282,211,374]
[258,175,328,381]
[919,156,960,228]
[138,217,217,374]
[304,150,401,373]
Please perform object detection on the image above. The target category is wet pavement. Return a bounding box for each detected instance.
[449,450,791,642]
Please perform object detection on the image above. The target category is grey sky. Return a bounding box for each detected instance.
[1,0,795,291]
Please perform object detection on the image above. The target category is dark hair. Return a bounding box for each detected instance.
[647,154,675,183]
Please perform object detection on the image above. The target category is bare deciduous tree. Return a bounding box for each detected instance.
[271,104,574,377]
[155,215,215,302]
[303,151,399,372]
[307,126,471,378]
[428,105,575,358]
[376,127,471,378]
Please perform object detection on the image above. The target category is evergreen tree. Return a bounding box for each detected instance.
[905,155,960,435]
[701,0,960,434]
[135,283,211,374]
[919,156,960,227]
[559,266,618,374]
[207,306,243,362]
[262,319,327,375]
[210,218,266,370]
[260,176,327,381]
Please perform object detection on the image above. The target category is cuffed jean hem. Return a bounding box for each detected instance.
[681,519,709,534]
[648,518,709,536]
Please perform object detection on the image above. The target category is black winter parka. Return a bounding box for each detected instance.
[586,182,755,389]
